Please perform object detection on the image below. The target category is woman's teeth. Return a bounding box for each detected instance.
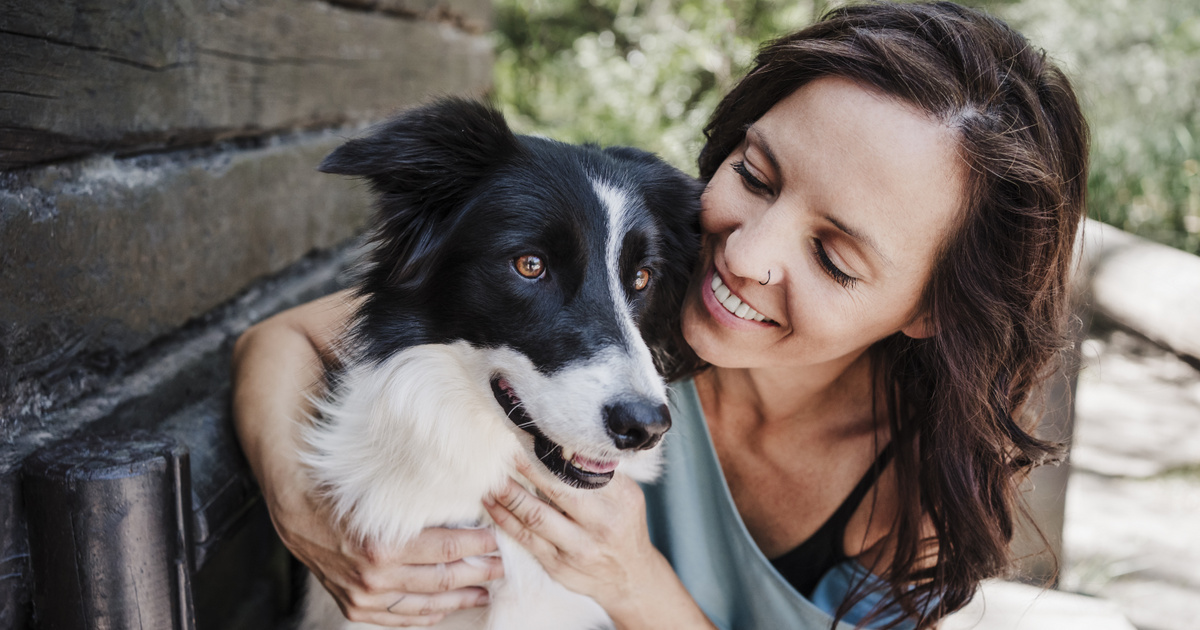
[711,273,773,323]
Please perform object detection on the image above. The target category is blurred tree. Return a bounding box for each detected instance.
[493,0,816,170]
[1000,0,1200,255]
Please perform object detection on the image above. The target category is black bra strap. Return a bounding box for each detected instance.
[826,443,894,535]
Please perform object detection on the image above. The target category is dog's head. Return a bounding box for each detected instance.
[320,99,700,488]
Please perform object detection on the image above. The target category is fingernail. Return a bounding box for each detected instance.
[477,591,490,606]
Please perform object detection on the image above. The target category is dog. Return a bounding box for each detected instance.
[298,99,700,630]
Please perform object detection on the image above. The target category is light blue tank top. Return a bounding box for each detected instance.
[642,378,914,629]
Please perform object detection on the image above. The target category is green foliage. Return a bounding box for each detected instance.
[492,0,1200,254]
[998,0,1200,255]
[492,0,818,172]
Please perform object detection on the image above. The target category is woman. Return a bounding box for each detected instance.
[232,3,1089,628]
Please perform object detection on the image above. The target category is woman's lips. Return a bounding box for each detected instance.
[701,267,777,330]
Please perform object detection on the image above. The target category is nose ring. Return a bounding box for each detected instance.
[759,270,770,286]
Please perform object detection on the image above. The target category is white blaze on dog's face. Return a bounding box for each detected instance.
[318,99,701,490]
[485,178,674,487]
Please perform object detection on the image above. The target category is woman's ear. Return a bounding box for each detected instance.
[901,311,935,339]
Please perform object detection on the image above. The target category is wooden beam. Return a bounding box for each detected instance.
[0,0,493,169]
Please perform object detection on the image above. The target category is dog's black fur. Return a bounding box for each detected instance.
[321,98,700,388]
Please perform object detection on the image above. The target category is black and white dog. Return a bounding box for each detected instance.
[299,99,700,630]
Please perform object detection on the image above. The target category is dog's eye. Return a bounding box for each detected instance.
[633,268,651,291]
[514,255,546,279]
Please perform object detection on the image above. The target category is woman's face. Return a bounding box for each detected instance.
[681,76,965,371]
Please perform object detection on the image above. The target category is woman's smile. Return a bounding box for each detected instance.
[702,266,778,329]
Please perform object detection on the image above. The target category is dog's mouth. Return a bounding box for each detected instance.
[490,376,618,490]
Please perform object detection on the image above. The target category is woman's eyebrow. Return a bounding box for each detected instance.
[825,214,895,269]
[745,127,781,174]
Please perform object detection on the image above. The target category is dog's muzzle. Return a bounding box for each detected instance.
[489,376,668,489]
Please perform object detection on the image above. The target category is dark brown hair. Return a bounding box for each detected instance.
[697,2,1089,627]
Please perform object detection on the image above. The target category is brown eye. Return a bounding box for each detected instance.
[633,268,651,291]
[514,255,545,279]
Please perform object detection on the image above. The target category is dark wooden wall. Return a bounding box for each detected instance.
[0,1,492,627]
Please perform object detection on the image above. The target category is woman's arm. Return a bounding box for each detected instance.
[484,458,718,630]
[231,290,502,626]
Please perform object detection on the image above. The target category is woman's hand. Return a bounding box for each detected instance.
[268,474,502,626]
[231,292,502,626]
[482,457,716,630]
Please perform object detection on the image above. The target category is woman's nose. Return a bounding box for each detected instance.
[724,208,785,285]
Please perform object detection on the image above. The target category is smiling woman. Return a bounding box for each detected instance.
[231,2,1089,630]
[684,77,963,371]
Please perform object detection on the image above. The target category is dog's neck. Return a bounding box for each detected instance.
[303,341,524,547]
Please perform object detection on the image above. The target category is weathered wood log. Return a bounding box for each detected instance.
[0,244,354,627]
[1078,219,1200,367]
[0,131,371,398]
[0,0,493,169]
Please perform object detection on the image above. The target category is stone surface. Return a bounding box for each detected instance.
[1072,331,1200,478]
[0,131,372,429]
[1077,221,1200,367]
[943,580,1136,630]
[1061,328,1200,630]
[0,0,493,168]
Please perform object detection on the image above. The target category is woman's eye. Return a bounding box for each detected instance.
[514,254,546,279]
[813,240,858,289]
[732,160,773,194]
[633,268,651,291]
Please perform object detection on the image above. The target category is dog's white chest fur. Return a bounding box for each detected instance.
[298,342,660,630]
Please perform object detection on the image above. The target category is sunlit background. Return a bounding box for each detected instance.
[492,0,1200,257]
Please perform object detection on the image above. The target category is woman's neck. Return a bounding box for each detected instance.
[699,350,877,437]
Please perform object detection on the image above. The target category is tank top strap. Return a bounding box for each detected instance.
[770,442,894,596]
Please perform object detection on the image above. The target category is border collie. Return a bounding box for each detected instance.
[298,99,700,630]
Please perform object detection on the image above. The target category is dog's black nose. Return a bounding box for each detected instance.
[604,402,671,451]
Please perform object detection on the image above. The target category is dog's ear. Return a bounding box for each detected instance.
[604,147,705,379]
[320,98,520,291]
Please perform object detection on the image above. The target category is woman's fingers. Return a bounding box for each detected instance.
[305,527,503,625]
[345,586,490,619]
[512,456,577,510]
[370,526,500,565]
[484,478,576,560]
[354,555,504,595]
[512,455,643,526]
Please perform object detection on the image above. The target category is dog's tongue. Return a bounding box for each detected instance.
[572,454,618,474]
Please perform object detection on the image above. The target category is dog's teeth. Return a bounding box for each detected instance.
[561,448,575,462]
